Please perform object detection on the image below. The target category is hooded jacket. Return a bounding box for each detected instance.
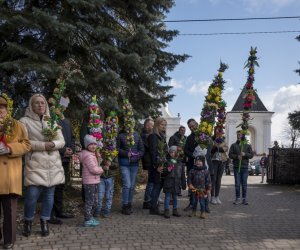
[20,94,65,187]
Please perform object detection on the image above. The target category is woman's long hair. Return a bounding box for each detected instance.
[153,117,167,137]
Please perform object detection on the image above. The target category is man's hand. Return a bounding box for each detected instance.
[64,147,73,157]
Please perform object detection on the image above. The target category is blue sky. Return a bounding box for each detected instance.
[164,0,300,146]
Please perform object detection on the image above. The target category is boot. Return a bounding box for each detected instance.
[164,209,170,219]
[189,210,197,217]
[200,211,206,219]
[22,220,32,237]
[40,219,49,237]
[172,208,181,217]
[121,204,131,215]
[128,203,133,214]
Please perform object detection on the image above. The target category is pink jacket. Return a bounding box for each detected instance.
[78,150,103,184]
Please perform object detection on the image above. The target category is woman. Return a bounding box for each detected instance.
[20,94,65,237]
[117,126,144,215]
[148,117,168,215]
[0,95,31,249]
[210,138,228,204]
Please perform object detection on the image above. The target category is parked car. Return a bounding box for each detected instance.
[248,159,261,175]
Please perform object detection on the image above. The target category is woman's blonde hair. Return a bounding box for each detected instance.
[153,117,167,135]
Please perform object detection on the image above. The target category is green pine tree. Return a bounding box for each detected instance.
[0,0,188,119]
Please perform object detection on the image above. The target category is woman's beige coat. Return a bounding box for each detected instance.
[20,94,65,187]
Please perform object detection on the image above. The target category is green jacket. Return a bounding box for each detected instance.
[229,141,253,168]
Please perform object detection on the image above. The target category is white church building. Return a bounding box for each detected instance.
[226,88,274,155]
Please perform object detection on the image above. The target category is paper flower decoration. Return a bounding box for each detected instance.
[42,80,66,141]
[214,100,227,144]
[88,95,103,150]
[102,111,119,162]
[0,93,15,144]
[122,99,135,148]
[195,62,228,149]
[236,47,259,172]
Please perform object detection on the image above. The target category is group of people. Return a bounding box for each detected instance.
[0,92,255,249]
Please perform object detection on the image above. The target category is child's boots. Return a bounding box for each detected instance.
[200,211,206,219]
[189,210,197,217]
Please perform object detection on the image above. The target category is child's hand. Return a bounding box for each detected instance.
[157,166,163,173]
[188,184,195,190]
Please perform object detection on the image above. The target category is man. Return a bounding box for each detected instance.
[183,119,198,211]
[168,126,187,196]
[141,118,154,209]
[49,117,75,224]
[260,153,268,183]
[229,130,254,205]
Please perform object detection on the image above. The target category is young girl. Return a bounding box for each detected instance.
[188,155,211,219]
[79,135,103,227]
[162,146,186,219]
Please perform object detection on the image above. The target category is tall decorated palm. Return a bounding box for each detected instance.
[122,99,135,162]
[214,100,227,144]
[195,62,228,154]
[237,47,259,172]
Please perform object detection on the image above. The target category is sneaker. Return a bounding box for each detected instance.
[102,213,112,219]
[260,181,263,183]
[216,196,222,204]
[211,197,217,205]
[233,198,241,205]
[242,199,249,205]
[84,218,100,227]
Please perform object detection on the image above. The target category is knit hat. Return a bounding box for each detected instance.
[0,96,7,106]
[194,155,205,166]
[84,134,97,148]
[168,146,177,153]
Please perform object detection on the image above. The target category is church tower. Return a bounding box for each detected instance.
[226,89,274,155]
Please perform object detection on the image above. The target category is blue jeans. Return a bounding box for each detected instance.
[150,182,162,209]
[95,177,114,215]
[164,192,178,209]
[24,185,55,221]
[144,181,154,203]
[120,165,139,205]
[192,195,206,212]
[234,168,249,199]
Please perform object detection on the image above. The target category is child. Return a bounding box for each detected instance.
[161,146,186,219]
[187,155,211,219]
[78,135,103,227]
[94,157,118,218]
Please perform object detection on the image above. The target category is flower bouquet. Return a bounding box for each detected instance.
[237,47,259,172]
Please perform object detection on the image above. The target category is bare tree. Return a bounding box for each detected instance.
[282,124,300,148]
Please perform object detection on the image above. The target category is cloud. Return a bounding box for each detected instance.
[187,80,211,95]
[242,0,298,13]
[169,79,184,89]
[269,84,300,144]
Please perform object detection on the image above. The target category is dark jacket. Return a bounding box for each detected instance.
[141,128,152,170]
[229,140,254,168]
[148,132,168,183]
[184,132,198,172]
[168,131,186,147]
[101,157,118,179]
[161,157,186,194]
[79,114,89,150]
[117,131,144,166]
[58,118,75,163]
[187,165,211,196]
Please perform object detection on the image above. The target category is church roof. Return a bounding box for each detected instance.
[231,87,269,112]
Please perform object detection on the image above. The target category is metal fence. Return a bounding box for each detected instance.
[267,148,300,184]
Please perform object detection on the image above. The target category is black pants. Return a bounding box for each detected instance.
[52,162,69,216]
[0,195,18,245]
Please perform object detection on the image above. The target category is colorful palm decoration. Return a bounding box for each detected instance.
[88,95,103,150]
[214,100,227,143]
[195,62,228,149]
[122,99,135,148]
[237,47,259,172]
[102,111,119,163]
[0,93,14,144]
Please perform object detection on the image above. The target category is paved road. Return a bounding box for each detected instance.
[13,176,300,250]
